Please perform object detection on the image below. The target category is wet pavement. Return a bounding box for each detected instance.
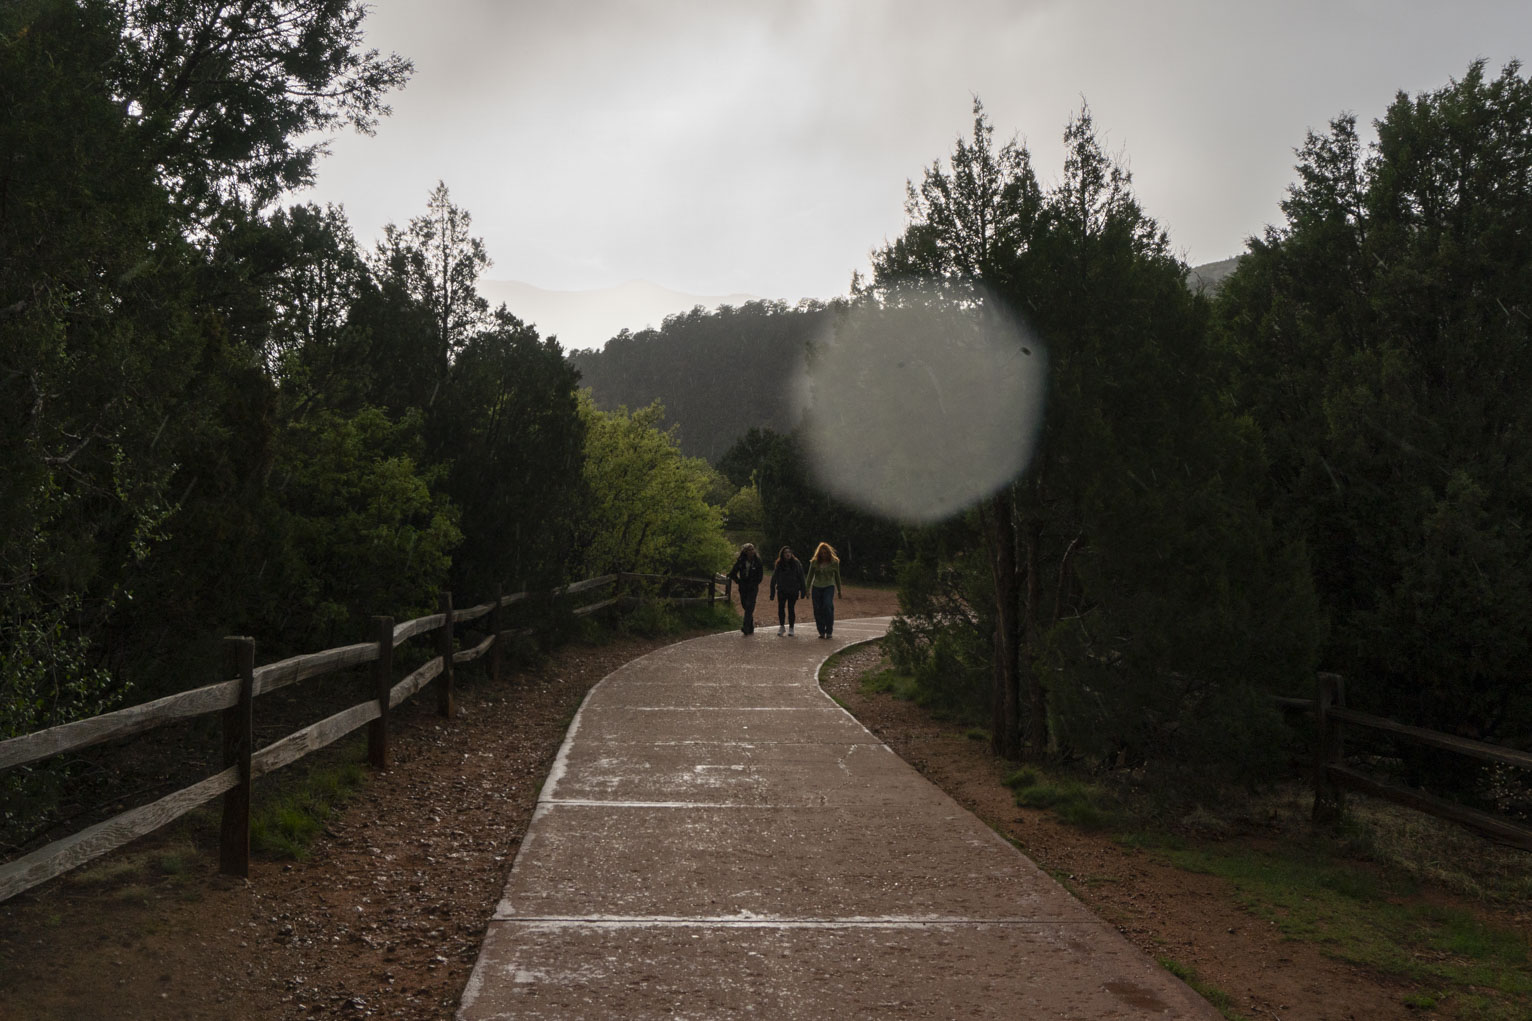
[458,618,1220,1019]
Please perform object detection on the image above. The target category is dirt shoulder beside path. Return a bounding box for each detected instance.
[819,643,1469,1021]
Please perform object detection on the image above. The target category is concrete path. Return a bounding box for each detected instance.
[458,619,1220,1019]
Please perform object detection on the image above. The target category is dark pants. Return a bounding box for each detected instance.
[776,592,798,627]
[739,585,758,633]
[811,586,835,636]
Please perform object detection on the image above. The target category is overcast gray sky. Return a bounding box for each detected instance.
[301,0,1531,302]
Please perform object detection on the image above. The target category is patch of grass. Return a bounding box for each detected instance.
[66,855,146,888]
[1403,992,1439,1010]
[964,727,989,742]
[112,884,153,907]
[1003,767,1124,831]
[151,842,199,878]
[1157,956,1248,1020]
[859,666,921,701]
[1114,830,1187,853]
[1046,867,1081,897]
[1332,796,1532,905]
[1003,767,1040,791]
[251,758,367,861]
[1156,842,1532,1018]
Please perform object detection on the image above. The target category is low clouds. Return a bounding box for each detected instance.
[301,0,1532,300]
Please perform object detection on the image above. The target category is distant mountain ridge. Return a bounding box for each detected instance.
[1187,256,1243,293]
[569,299,833,462]
[477,279,761,351]
[565,257,1250,463]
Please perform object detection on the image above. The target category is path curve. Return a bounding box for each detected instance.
[458,619,1219,1019]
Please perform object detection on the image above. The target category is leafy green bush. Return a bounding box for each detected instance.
[723,483,764,530]
[575,395,733,579]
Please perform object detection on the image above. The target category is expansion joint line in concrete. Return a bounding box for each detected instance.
[539,799,776,808]
[619,706,847,711]
[499,916,1104,930]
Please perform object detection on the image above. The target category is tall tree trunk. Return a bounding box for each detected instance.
[988,487,1022,759]
[1021,514,1048,760]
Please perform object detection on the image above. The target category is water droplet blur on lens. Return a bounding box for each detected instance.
[796,285,1046,524]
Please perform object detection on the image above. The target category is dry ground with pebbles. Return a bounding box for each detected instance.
[819,643,1522,1021]
[2,584,1508,1020]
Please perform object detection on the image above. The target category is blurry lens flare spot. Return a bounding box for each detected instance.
[797,288,1045,524]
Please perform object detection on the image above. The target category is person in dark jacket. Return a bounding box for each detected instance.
[727,543,764,635]
[769,546,807,636]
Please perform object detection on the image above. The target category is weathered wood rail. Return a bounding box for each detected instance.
[1282,674,1532,851]
[0,571,727,903]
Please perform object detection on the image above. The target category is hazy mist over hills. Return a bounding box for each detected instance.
[478,279,761,351]
[487,260,1242,353]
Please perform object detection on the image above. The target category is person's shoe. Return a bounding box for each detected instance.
[788,625,794,636]
[777,625,785,636]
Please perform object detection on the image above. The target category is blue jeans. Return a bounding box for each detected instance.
[811,586,835,636]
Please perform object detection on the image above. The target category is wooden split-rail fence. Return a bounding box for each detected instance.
[1279,674,1532,851]
[0,571,727,903]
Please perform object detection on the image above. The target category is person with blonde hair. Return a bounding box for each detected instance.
[769,546,806,636]
[805,541,843,639]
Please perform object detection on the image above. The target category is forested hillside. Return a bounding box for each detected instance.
[569,300,836,461]
[571,259,1243,464]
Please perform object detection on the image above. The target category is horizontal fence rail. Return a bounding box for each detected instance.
[1282,674,1532,852]
[0,570,727,903]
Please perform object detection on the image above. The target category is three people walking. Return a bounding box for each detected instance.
[730,540,843,639]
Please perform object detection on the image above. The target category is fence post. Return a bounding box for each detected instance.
[1313,672,1346,824]
[489,585,503,686]
[220,636,255,878]
[437,590,455,718]
[708,573,715,609]
[369,616,394,769]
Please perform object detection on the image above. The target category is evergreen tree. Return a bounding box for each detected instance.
[370,182,491,408]
[1218,60,1532,751]
[432,310,587,597]
[873,101,1320,773]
